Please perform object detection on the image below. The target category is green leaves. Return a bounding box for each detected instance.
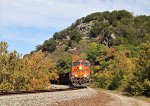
[89,42,150,96]
[87,43,105,64]
[56,54,72,74]
[41,39,57,53]
[69,29,82,43]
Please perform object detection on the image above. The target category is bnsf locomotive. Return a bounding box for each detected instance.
[70,59,91,87]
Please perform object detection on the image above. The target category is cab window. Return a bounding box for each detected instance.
[81,62,89,66]
[72,62,80,66]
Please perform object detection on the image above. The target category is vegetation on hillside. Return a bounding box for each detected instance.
[36,10,150,53]
[1,10,150,97]
[45,10,149,97]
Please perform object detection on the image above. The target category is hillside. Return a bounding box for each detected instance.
[35,10,150,55]
[34,10,150,97]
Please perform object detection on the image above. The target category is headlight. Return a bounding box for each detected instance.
[79,66,82,70]
[84,74,87,77]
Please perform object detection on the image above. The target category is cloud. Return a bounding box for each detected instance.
[1,0,149,29]
[0,0,150,54]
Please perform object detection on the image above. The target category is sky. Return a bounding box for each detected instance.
[0,0,150,55]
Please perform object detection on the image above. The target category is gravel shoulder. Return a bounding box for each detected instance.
[0,87,96,106]
[52,89,150,106]
[0,86,149,106]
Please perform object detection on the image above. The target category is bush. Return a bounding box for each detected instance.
[121,74,144,96]
[93,70,113,89]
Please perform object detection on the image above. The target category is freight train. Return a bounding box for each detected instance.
[70,59,91,87]
[57,59,91,87]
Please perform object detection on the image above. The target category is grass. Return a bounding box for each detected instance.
[132,96,150,103]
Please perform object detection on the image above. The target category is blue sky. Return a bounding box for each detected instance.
[0,0,150,55]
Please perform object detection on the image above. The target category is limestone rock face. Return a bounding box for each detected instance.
[77,21,94,36]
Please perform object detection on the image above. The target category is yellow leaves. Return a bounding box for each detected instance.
[72,55,81,61]
[0,41,8,55]
[93,69,113,89]
[92,46,137,90]
[0,42,58,92]
[30,75,49,90]
[24,52,56,90]
[72,53,87,61]
[104,47,115,59]
[113,50,135,74]
[49,70,59,81]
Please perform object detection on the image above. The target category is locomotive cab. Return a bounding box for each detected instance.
[70,60,91,87]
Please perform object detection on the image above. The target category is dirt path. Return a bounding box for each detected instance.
[52,89,150,106]
[105,91,150,106]
[52,91,113,106]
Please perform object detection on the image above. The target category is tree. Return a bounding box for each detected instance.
[0,41,8,55]
[0,41,58,92]
[122,42,150,96]
[42,39,57,52]
[56,54,72,74]
[25,52,53,90]
[136,42,150,96]
[69,29,82,43]
[87,43,105,64]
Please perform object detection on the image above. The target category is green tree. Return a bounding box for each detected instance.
[87,43,105,64]
[42,38,57,52]
[69,29,82,43]
[56,54,72,74]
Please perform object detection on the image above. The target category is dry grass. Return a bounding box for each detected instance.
[94,88,150,103]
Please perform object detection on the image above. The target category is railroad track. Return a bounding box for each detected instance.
[0,86,81,96]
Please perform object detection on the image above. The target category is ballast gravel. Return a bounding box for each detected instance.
[0,87,96,106]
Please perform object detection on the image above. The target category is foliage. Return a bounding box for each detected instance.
[87,43,105,64]
[69,29,82,42]
[56,54,72,74]
[36,10,150,54]
[0,42,57,92]
[89,42,150,97]
[90,21,109,37]
[122,42,150,96]
[36,38,57,53]
[92,48,135,89]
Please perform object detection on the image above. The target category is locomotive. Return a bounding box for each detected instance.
[70,59,91,87]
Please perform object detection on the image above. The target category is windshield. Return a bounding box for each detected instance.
[72,62,80,66]
[81,62,90,66]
